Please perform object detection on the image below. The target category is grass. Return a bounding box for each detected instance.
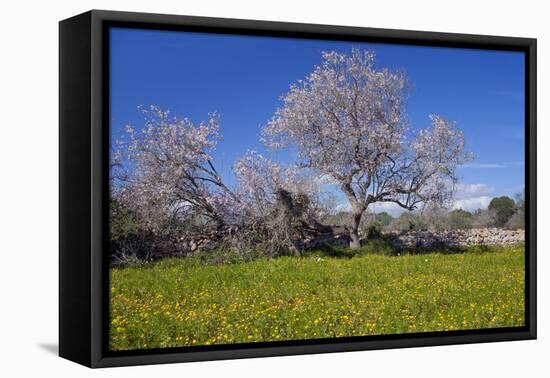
[109,244,525,351]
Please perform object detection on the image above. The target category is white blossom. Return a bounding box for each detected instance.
[112,105,236,230]
[262,49,472,248]
[233,150,322,217]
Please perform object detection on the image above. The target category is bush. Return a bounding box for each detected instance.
[110,199,154,264]
[464,244,491,254]
[195,248,259,265]
[307,234,396,258]
[110,230,157,265]
[110,198,140,242]
[505,210,525,229]
[390,212,418,232]
[110,198,185,264]
[366,223,383,239]
[488,196,516,227]
[448,209,473,230]
[356,238,396,256]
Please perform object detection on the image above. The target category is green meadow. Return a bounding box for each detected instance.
[110,244,524,351]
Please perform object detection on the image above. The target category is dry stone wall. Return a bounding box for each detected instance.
[177,227,524,255]
[387,228,524,249]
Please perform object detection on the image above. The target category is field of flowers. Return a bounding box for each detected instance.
[109,245,525,351]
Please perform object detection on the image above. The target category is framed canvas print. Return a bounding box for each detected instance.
[59,10,536,368]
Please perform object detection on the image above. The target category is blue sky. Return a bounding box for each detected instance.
[110,28,525,214]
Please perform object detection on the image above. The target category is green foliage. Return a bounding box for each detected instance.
[110,245,525,350]
[515,189,525,210]
[448,208,473,229]
[304,244,357,259]
[375,211,394,226]
[488,196,516,227]
[196,247,268,265]
[362,212,393,232]
[322,211,351,226]
[391,212,418,231]
[366,223,383,239]
[505,189,525,229]
[506,211,525,230]
[109,198,157,263]
[463,244,491,254]
[305,237,395,259]
[356,238,395,256]
[110,198,141,242]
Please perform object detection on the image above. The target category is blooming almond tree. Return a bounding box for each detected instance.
[233,150,325,255]
[233,150,321,218]
[113,106,238,231]
[262,49,472,249]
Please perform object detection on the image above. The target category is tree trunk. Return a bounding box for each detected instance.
[349,210,363,249]
[340,183,366,250]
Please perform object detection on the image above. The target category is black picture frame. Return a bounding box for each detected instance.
[59,9,537,368]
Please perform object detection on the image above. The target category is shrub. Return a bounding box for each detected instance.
[366,223,383,239]
[110,199,154,264]
[448,209,473,230]
[195,248,260,265]
[356,238,396,256]
[505,210,525,230]
[464,244,491,254]
[488,196,516,227]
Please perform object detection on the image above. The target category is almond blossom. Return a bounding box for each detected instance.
[262,49,472,248]
[233,150,322,218]
[112,105,238,231]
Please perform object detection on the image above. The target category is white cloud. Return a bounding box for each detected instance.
[463,161,525,169]
[452,196,492,212]
[455,183,494,198]
[451,183,494,211]
[463,163,505,169]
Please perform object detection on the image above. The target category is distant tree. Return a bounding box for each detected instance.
[515,189,525,211]
[470,208,496,228]
[375,212,394,227]
[506,189,525,229]
[505,210,525,230]
[359,211,394,236]
[109,196,156,263]
[448,208,473,229]
[262,49,472,248]
[110,197,140,241]
[416,206,450,231]
[391,212,418,232]
[322,211,352,226]
[488,196,516,228]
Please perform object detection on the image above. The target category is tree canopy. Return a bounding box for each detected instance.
[488,196,516,228]
[262,49,472,248]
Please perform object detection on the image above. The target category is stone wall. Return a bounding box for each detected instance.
[175,226,524,255]
[386,228,524,249]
